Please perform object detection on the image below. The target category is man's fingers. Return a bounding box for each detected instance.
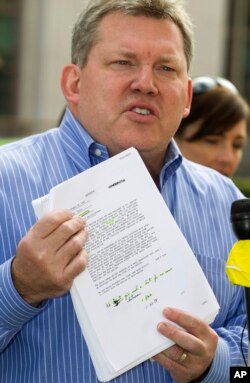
[162,307,206,337]
[157,307,218,359]
[53,215,87,252]
[58,225,89,266]
[162,344,187,362]
[64,248,88,283]
[157,321,203,354]
[32,210,87,252]
[32,209,74,237]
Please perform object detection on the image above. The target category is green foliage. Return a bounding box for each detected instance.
[233,176,250,198]
[0,137,20,145]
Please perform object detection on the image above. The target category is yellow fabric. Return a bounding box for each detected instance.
[226,240,250,287]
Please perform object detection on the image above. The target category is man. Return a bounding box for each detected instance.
[0,1,247,382]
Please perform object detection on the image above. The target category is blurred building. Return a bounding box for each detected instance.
[0,0,249,173]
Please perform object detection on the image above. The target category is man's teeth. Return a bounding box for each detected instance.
[132,107,151,115]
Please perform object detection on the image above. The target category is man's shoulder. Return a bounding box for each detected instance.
[0,128,60,178]
[179,157,243,198]
[0,129,58,159]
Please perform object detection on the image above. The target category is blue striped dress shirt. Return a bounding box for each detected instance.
[0,108,247,383]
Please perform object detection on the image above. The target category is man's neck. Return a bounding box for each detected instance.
[139,151,166,188]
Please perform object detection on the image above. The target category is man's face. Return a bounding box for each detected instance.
[74,12,192,156]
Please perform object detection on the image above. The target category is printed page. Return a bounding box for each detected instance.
[47,148,219,378]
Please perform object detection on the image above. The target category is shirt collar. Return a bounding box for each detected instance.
[159,140,183,188]
[58,108,109,172]
[59,107,183,180]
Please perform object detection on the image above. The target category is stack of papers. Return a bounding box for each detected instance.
[33,147,219,382]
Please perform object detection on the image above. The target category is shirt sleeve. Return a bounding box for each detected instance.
[196,338,231,383]
[0,258,48,353]
[198,293,247,383]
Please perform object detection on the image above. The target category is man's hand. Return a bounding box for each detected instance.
[153,307,218,383]
[12,210,88,306]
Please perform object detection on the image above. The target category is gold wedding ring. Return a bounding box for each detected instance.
[178,351,188,363]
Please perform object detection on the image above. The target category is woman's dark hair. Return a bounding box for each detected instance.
[176,86,250,141]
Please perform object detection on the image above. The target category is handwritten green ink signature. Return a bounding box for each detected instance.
[105,268,172,308]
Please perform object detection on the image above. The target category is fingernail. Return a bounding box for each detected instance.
[163,307,172,317]
[157,322,168,332]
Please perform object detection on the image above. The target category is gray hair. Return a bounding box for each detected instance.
[72,0,194,70]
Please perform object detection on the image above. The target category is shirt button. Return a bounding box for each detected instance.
[95,148,102,157]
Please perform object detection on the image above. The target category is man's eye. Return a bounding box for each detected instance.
[161,65,174,72]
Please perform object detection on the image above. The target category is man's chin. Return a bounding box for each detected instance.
[109,135,166,156]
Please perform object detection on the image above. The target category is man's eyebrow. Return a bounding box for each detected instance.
[110,50,137,58]
[158,53,181,63]
[110,50,179,62]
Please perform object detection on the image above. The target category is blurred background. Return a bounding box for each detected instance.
[0,0,249,190]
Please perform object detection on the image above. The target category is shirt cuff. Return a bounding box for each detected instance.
[198,337,230,383]
[0,259,47,330]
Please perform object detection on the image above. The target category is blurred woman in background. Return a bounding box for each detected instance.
[175,76,250,177]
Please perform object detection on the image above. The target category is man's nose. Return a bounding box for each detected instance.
[130,66,159,95]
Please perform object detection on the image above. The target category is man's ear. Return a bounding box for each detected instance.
[183,77,193,118]
[61,64,81,105]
